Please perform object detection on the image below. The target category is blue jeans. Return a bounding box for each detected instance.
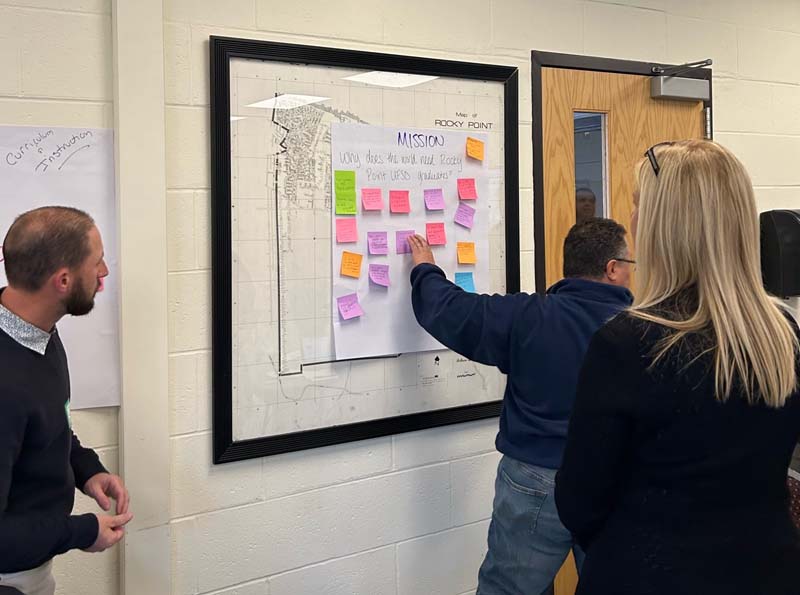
[477,455,584,595]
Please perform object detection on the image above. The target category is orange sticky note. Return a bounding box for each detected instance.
[426,222,447,246]
[466,137,485,161]
[336,218,358,243]
[457,242,476,264]
[340,251,363,278]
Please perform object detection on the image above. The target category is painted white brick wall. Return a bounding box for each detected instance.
[4,0,800,593]
[0,1,118,593]
[161,2,800,593]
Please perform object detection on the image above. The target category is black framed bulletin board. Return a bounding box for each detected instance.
[210,36,519,463]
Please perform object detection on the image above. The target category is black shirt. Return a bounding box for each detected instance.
[0,303,104,573]
[556,311,800,594]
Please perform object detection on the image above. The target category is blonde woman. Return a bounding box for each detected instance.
[555,140,800,594]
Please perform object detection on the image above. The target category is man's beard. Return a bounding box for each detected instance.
[64,279,96,316]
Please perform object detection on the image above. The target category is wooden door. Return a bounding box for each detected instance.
[542,67,705,287]
[539,66,707,595]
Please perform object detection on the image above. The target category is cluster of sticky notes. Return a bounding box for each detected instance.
[340,251,363,278]
[455,202,476,229]
[335,170,357,215]
[466,137,485,162]
[396,230,415,254]
[426,222,446,246]
[390,190,411,213]
[361,188,384,211]
[337,293,363,320]
[336,218,358,243]
[369,264,390,287]
[455,272,476,292]
[457,242,476,264]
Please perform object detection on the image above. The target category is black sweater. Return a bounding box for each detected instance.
[555,312,800,595]
[0,327,104,573]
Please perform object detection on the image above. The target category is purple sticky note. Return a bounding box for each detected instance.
[337,293,363,320]
[369,264,390,287]
[454,202,476,229]
[396,230,415,254]
[367,231,388,255]
[424,188,445,211]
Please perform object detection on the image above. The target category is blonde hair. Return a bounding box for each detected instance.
[631,140,798,407]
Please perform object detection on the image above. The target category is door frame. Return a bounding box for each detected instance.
[530,51,713,294]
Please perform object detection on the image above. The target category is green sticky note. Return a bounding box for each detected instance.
[335,170,357,215]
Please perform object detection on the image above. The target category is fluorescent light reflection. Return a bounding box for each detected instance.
[343,71,439,88]
[246,94,329,110]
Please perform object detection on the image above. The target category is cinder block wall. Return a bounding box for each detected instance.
[1,1,798,593]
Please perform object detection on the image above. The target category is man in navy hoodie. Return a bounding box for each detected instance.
[408,218,634,595]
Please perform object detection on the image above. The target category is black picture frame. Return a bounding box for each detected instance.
[211,36,520,463]
[530,50,713,294]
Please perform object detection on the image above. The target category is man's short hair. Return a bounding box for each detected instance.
[575,187,597,200]
[563,217,628,279]
[3,206,95,292]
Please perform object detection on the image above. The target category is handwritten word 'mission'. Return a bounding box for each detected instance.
[396,132,445,149]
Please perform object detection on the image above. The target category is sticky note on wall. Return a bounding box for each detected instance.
[389,190,411,213]
[369,264,390,287]
[336,218,358,243]
[455,272,476,293]
[334,170,357,214]
[457,178,478,200]
[396,230,415,254]
[426,222,446,246]
[454,202,476,229]
[361,188,383,211]
[337,293,363,320]
[367,231,388,255]
[466,137,485,161]
[457,242,476,264]
[423,188,445,210]
[340,251,363,278]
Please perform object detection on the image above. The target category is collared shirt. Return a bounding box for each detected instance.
[0,291,53,355]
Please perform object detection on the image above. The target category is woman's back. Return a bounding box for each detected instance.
[557,311,800,595]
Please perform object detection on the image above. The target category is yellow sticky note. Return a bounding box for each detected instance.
[466,137,485,161]
[457,242,476,264]
[340,251,363,278]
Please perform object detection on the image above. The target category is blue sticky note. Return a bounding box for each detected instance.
[455,272,475,293]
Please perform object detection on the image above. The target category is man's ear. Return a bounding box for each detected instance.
[604,260,617,281]
[51,268,71,295]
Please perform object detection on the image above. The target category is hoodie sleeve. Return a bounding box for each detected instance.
[410,263,534,374]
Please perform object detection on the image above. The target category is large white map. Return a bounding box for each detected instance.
[229,58,508,441]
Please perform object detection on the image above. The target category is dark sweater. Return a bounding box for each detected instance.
[555,312,800,594]
[410,263,633,468]
[0,326,104,573]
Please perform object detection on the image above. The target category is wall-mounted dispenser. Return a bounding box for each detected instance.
[761,209,800,298]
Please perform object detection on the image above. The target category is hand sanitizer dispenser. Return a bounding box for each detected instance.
[760,209,800,298]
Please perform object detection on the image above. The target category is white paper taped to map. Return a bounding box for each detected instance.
[0,126,119,409]
[331,123,489,360]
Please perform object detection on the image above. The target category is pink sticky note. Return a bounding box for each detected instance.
[337,293,363,320]
[389,190,411,213]
[426,222,447,246]
[457,178,478,200]
[336,218,358,243]
[396,230,415,254]
[424,188,445,211]
[454,202,476,229]
[367,231,388,255]
[361,188,383,211]
[369,264,390,287]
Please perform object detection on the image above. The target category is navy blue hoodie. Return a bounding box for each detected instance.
[410,263,633,469]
